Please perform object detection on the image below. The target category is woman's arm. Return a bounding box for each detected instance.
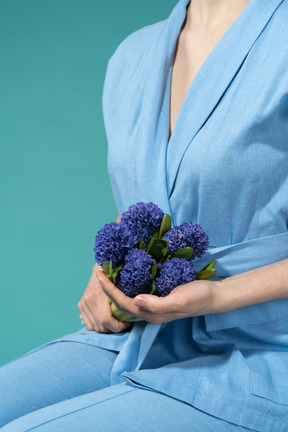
[212,257,288,313]
[79,213,132,333]
[96,257,288,324]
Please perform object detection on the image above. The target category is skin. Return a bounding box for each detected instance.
[96,258,288,325]
[77,262,133,333]
[79,0,288,332]
[169,0,251,141]
[77,214,132,333]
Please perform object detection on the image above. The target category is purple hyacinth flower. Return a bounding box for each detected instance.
[115,248,154,297]
[120,202,164,244]
[155,257,196,297]
[163,222,209,259]
[93,222,127,267]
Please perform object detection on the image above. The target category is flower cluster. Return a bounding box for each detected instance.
[93,201,216,322]
[93,222,125,267]
[155,258,196,297]
[163,222,209,259]
[120,202,164,244]
[115,249,154,297]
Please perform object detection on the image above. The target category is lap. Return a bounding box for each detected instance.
[0,382,256,432]
[0,338,118,427]
[0,330,257,432]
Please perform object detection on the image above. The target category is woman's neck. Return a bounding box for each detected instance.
[185,0,251,31]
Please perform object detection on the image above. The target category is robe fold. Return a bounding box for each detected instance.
[43,0,288,429]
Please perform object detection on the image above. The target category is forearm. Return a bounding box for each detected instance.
[213,258,288,313]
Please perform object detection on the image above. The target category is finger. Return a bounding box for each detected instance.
[85,287,133,334]
[133,292,179,314]
[98,289,135,333]
[96,271,139,316]
[82,309,111,333]
[95,324,114,334]
[81,298,104,332]
[84,301,115,333]
[96,270,162,322]
[103,313,134,333]
[79,308,94,331]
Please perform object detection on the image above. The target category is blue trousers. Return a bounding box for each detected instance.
[0,331,256,431]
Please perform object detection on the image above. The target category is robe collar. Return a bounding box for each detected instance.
[138,0,284,222]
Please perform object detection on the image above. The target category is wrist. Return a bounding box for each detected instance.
[210,274,258,314]
[208,279,236,314]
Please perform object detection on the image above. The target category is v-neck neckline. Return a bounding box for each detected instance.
[129,0,284,221]
[167,0,252,146]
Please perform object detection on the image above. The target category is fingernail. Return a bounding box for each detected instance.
[134,296,145,307]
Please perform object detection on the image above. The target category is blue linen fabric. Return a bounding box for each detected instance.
[0,342,118,428]
[0,340,255,431]
[101,0,288,429]
[2,0,288,430]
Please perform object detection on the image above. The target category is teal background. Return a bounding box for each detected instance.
[0,0,177,365]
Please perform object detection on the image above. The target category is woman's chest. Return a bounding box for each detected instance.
[105,0,288,223]
[169,22,238,140]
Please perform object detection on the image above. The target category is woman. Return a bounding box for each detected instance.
[1,0,288,430]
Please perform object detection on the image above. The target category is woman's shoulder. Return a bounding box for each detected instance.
[108,20,165,67]
[102,20,165,106]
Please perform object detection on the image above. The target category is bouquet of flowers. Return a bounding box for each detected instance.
[93,202,217,322]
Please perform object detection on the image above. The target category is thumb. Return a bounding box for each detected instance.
[133,294,173,313]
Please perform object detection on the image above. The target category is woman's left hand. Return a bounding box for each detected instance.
[96,270,221,325]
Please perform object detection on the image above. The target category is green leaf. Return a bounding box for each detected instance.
[151,244,163,261]
[102,261,113,281]
[165,253,174,261]
[208,245,217,248]
[137,239,145,249]
[146,237,155,253]
[146,238,169,262]
[159,214,172,238]
[198,259,217,272]
[173,247,194,260]
[151,262,158,279]
[152,229,159,239]
[149,280,157,295]
[112,265,122,282]
[109,300,144,322]
[196,269,217,280]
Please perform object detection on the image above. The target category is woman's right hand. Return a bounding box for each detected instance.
[77,263,133,333]
[78,214,133,334]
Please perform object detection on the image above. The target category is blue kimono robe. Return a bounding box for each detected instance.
[56,0,288,430]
